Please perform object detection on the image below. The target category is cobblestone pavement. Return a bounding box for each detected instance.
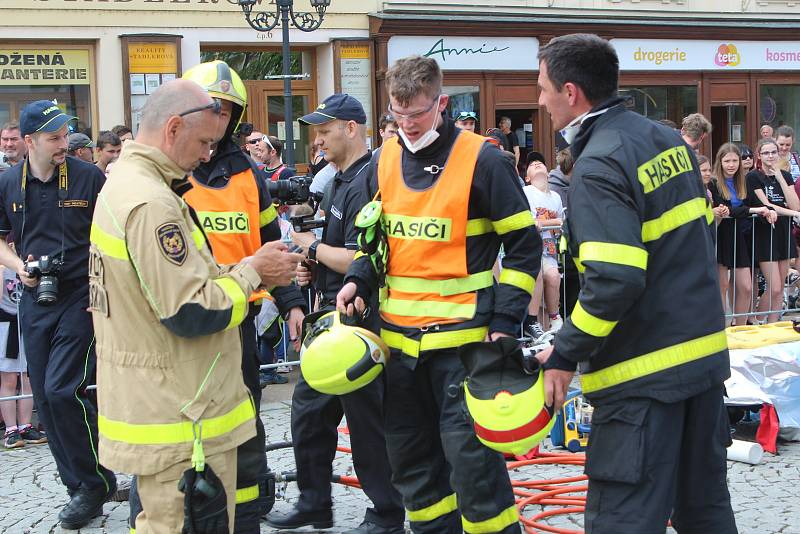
[2,373,799,533]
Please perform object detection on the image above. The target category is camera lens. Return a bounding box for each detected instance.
[37,275,59,305]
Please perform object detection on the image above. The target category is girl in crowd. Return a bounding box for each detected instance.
[709,143,775,325]
[740,145,755,174]
[1,259,46,448]
[747,137,800,322]
[522,160,564,337]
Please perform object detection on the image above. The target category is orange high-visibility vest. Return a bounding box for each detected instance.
[377,131,492,328]
[184,170,262,266]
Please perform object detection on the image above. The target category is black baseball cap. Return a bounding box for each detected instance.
[68,133,95,152]
[20,100,76,137]
[526,151,546,167]
[300,94,367,125]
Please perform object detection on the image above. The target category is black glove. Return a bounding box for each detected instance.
[178,464,229,534]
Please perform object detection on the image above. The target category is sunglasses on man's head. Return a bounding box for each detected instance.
[178,98,222,118]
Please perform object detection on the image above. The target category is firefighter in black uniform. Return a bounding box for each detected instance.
[534,34,737,533]
[265,94,405,534]
[337,56,541,534]
[0,101,115,529]
[181,61,307,533]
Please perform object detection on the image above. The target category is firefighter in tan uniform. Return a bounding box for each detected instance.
[89,79,303,533]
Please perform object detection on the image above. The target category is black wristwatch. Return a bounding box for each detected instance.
[308,240,321,261]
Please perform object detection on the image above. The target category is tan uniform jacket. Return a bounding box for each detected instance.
[90,142,260,476]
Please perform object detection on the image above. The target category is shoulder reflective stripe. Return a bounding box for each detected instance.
[461,504,519,534]
[191,226,205,251]
[381,327,488,358]
[235,484,259,504]
[571,301,617,338]
[98,398,255,445]
[381,298,476,319]
[260,204,278,227]
[580,330,728,394]
[386,271,494,296]
[641,197,707,243]
[406,493,458,522]
[578,242,648,270]
[213,277,248,329]
[90,223,129,260]
[637,145,693,194]
[493,211,535,235]
[498,268,535,294]
[466,218,494,236]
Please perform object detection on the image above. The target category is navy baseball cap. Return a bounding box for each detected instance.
[20,100,76,137]
[300,94,366,125]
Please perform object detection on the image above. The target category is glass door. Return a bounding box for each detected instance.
[711,104,746,157]
[265,91,312,174]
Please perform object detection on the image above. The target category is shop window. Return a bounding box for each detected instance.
[760,85,800,140]
[200,50,310,80]
[619,86,697,125]
[0,86,92,135]
[445,85,480,130]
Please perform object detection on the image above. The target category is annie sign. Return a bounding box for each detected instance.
[387,36,539,71]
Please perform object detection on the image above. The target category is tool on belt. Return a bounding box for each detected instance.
[177,421,230,534]
[355,191,388,302]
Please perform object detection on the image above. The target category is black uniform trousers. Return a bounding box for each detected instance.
[383,348,520,534]
[233,318,271,533]
[19,285,115,494]
[290,369,405,528]
[584,384,738,534]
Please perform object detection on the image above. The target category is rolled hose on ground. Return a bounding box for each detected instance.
[267,439,588,533]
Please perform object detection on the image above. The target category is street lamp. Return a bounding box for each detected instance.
[238,0,331,172]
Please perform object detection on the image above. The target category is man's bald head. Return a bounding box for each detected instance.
[134,79,220,173]
[139,79,212,133]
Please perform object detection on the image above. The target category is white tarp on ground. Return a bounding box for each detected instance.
[726,341,800,433]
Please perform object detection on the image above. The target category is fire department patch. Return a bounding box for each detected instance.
[156,223,187,266]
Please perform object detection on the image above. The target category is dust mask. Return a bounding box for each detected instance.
[398,95,442,154]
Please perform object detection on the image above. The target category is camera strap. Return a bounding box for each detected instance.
[20,161,68,264]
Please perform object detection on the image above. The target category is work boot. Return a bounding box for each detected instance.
[265,506,333,529]
[343,520,406,534]
[58,481,116,530]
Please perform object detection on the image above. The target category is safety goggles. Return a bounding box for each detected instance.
[455,111,477,121]
[388,96,440,123]
[178,98,222,118]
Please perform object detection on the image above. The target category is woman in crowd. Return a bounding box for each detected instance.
[747,137,800,322]
[522,160,564,338]
[709,143,775,325]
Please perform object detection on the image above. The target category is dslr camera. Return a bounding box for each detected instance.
[268,175,327,233]
[267,175,320,205]
[25,254,64,305]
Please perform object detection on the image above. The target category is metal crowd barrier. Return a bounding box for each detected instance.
[716,213,800,324]
[0,362,301,404]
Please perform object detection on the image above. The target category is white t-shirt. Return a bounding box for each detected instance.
[523,185,564,256]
